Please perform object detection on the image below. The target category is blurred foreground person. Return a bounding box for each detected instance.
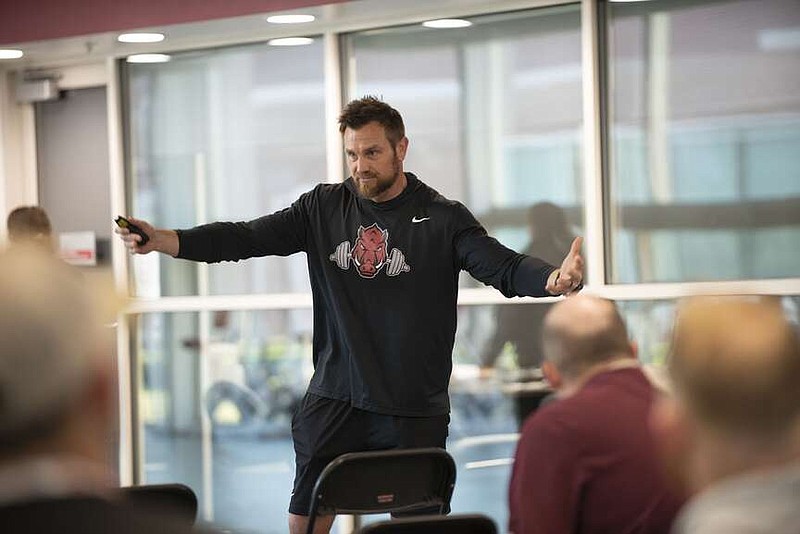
[509,295,683,534]
[0,249,205,533]
[654,297,800,534]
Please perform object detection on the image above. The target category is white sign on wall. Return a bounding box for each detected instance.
[59,231,96,266]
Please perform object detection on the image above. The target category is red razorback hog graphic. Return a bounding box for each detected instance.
[328,223,411,278]
[352,223,388,278]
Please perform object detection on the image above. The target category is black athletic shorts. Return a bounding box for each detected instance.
[288,392,449,516]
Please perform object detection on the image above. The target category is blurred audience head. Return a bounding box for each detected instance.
[0,247,117,464]
[6,206,54,252]
[653,296,800,492]
[541,295,635,389]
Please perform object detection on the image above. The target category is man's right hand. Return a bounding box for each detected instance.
[114,216,179,256]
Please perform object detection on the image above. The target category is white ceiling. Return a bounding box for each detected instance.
[0,0,565,70]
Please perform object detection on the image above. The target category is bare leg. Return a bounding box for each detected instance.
[289,513,336,534]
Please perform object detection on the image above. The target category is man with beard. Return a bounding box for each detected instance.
[116,97,584,534]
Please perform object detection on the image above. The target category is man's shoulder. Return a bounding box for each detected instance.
[675,464,800,534]
[523,374,639,432]
[294,181,351,211]
[522,368,655,444]
[306,181,348,199]
[412,184,471,221]
[521,398,581,438]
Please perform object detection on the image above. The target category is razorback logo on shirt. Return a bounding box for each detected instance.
[329,222,411,279]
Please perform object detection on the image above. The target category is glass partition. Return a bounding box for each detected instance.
[127,39,326,297]
[132,297,799,530]
[345,5,585,286]
[120,1,800,532]
[135,309,313,532]
[608,0,800,283]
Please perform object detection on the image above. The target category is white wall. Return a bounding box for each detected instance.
[0,69,38,238]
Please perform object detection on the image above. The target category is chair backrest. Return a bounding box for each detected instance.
[358,513,498,534]
[306,447,456,534]
[121,483,198,526]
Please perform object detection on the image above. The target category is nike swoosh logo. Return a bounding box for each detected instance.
[411,216,430,223]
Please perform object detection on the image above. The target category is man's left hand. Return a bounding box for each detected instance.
[546,236,584,296]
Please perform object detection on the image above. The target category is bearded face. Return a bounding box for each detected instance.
[344,121,408,203]
[354,155,402,199]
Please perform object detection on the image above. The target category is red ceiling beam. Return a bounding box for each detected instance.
[0,0,343,45]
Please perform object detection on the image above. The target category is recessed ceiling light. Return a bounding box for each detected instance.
[266,14,315,24]
[0,49,24,59]
[759,27,800,51]
[118,33,165,43]
[268,37,314,46]
[422,19,472,29]
[126,53,171,64]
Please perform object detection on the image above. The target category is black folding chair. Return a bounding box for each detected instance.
[121,483,198,526]
[358,514,497,534]
[306,447,456,534]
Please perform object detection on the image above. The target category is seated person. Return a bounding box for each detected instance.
[653,297,800,534]
[0,248,211,533]
[6,205,54,251]
[508,295,683,534]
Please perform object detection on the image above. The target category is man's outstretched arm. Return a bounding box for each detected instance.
[115,216,179,257]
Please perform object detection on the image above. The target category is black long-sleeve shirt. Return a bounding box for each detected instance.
[177,173,556,416]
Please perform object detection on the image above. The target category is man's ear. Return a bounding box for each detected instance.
[395,137,409,162]
[630,339,639,360]
[542,360,562,390]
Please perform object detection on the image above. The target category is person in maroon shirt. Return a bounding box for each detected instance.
[508,295,683,534]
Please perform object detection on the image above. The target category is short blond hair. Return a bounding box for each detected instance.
[6,206,51,242]
[670,296,800,441]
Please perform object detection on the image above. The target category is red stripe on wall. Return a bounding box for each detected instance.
[0,0,343,45]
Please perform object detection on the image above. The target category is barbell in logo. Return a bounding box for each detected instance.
[329,223,411,278]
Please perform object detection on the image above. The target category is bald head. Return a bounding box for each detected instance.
[670,297,800,442]
[542,295,633,381]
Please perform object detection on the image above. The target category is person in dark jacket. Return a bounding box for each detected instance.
[116,97,585,534]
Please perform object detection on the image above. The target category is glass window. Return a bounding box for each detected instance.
[121,2,800,532]
[344,6,583,528]
[608,0,800,283]
[345,6,585,286]
[135,309,313,532]
[135,297,799,531]
[127,39,326,297]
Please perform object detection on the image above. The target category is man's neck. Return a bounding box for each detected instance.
[691,424,800,491]
[559,357,639,398]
